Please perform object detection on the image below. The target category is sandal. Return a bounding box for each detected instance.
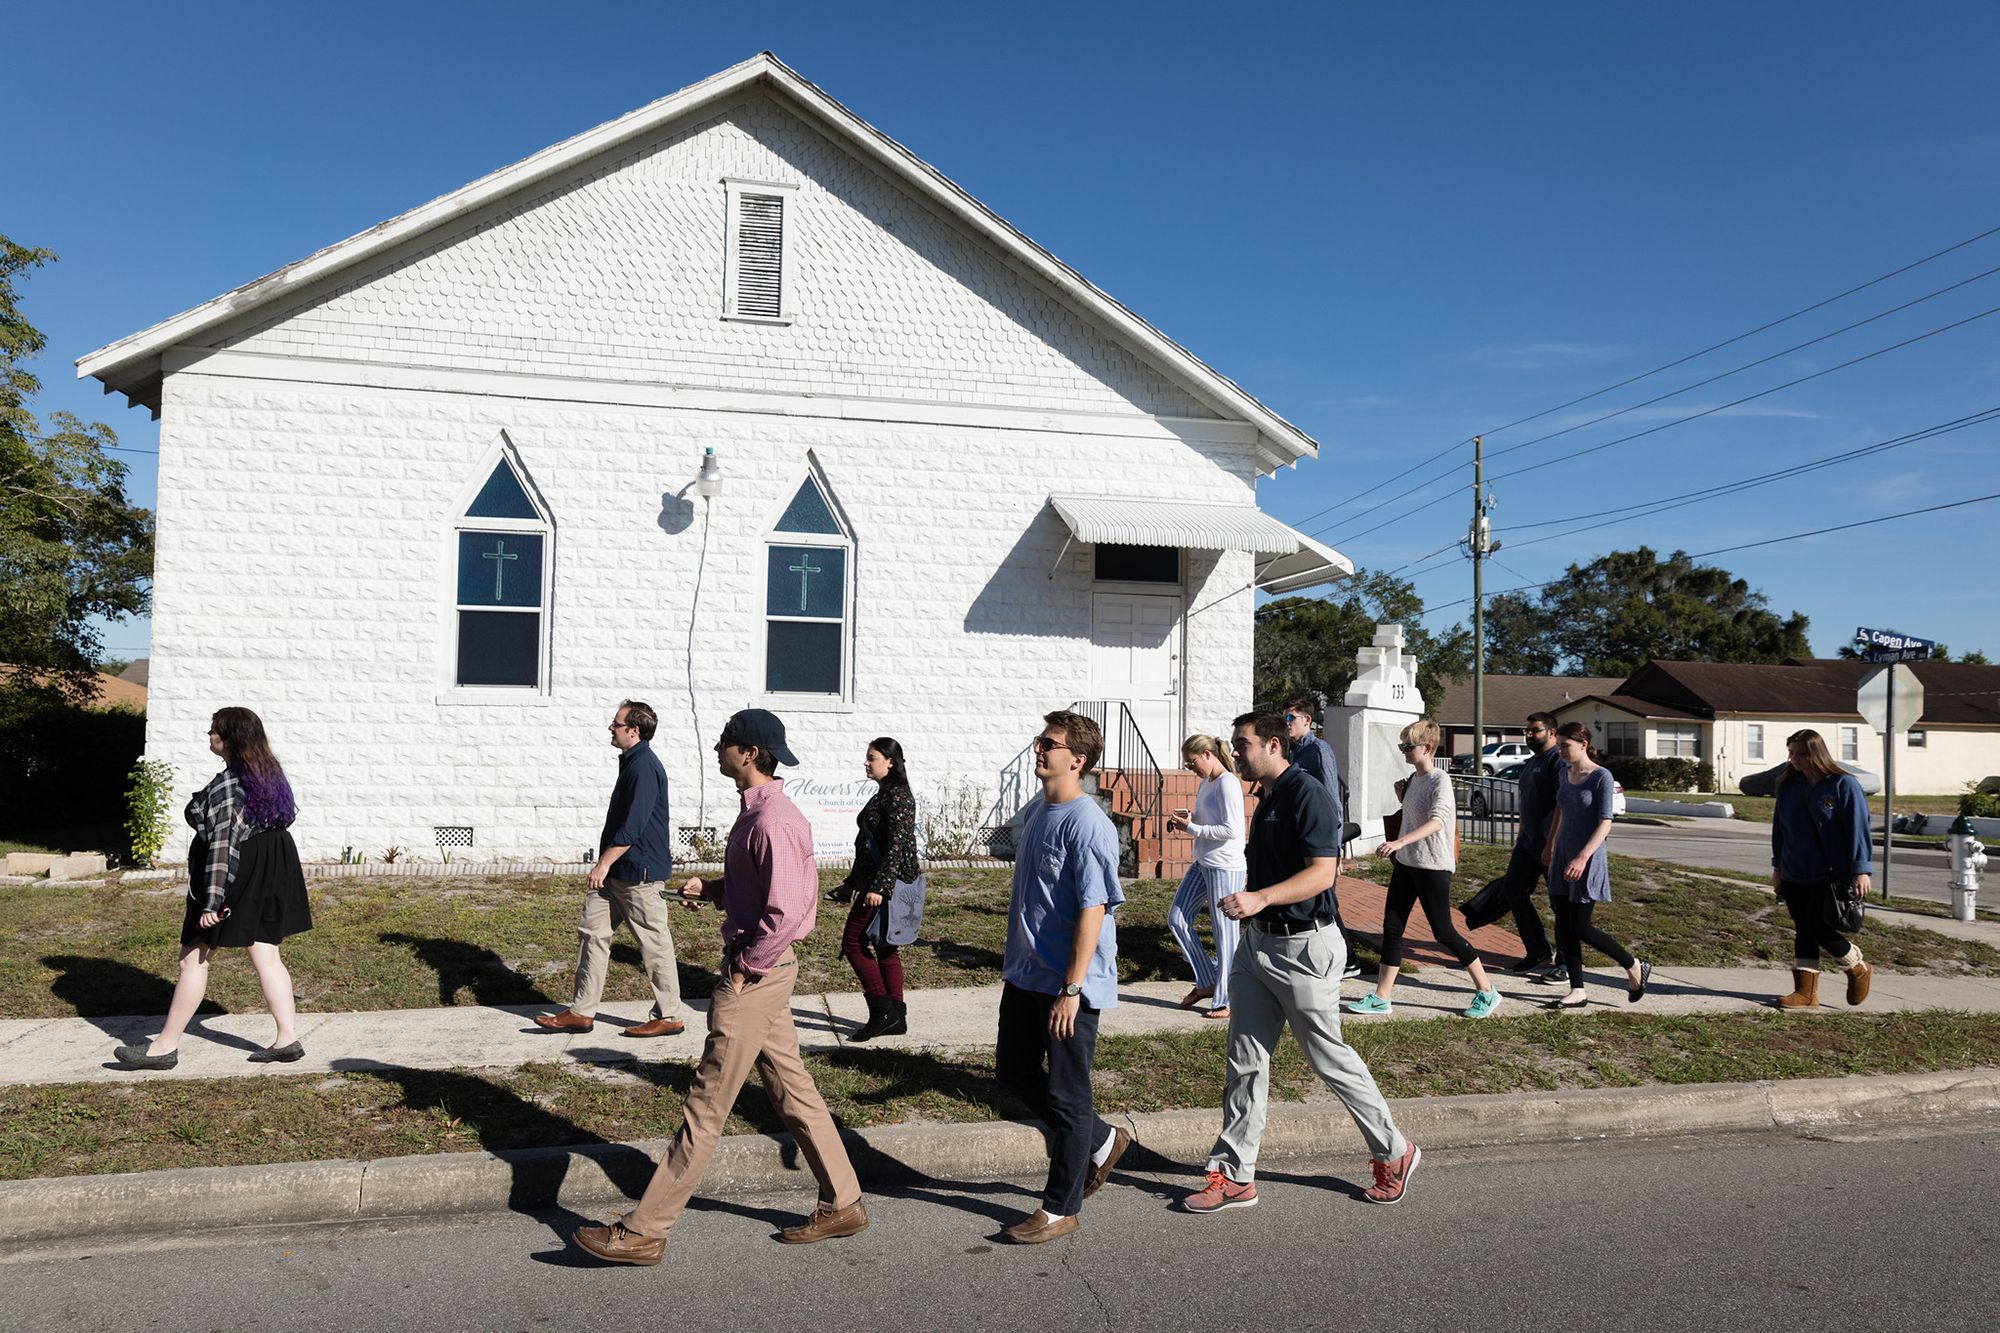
[1179,986,1215,1010]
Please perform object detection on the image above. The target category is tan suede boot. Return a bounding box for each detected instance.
[1774,964,1820,1011]
[1841,944,1871,1006]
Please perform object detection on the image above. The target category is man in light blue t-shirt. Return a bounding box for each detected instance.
[994,708,1128,1245]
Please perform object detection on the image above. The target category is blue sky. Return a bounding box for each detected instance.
[15,1,1999,663]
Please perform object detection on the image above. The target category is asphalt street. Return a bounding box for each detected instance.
[1609,819,1992,909]
[6,1115,1995,1332]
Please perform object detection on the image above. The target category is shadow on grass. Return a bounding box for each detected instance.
[377,932,558,1008]
[41,954,226,1026]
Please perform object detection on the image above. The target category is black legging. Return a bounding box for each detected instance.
[1550,896,1634,981]
[1380,862,1479,969]
[1779,880,1857,964]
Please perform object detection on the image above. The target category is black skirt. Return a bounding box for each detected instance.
[181,827,313,948]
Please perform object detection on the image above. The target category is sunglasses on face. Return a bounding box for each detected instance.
[1033,736,1071,755]
[1397,742,1417,753]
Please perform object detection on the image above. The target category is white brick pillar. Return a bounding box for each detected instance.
[1323,623,1425,845]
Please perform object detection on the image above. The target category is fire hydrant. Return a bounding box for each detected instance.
[1949,815,1987,922]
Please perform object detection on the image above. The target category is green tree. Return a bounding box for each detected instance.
[1482,546,1808,677]
[0,237,153,711]
[1254,568,1471,714]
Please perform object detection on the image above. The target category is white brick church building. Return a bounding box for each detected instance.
[81,54,1350,862]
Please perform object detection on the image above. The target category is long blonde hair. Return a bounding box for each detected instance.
[1182,733,1235,774]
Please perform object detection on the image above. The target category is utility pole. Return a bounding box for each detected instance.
[1469,435,1494,766]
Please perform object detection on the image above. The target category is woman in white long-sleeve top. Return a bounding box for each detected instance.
[1166,734,1247,1020]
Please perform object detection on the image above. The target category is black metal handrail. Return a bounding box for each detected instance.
[1069,698,1164,828]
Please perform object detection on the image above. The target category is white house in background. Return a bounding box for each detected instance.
[1552,659,2000,794]
[79,53,1351,862]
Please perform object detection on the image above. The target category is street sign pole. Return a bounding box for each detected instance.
[1882,664,1895,903]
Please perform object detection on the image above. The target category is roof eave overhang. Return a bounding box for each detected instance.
[77,53,1321,469]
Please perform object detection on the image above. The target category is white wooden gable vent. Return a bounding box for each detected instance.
[724,178,796,322]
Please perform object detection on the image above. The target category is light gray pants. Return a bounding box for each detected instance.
[569,878,681,1019]
[1208,919,1404,1183]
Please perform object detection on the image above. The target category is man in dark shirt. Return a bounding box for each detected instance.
[1284,696,1363,979]
[535,700,686,1037]
[1507,712,1562,977]
[1180,711,1419,1214]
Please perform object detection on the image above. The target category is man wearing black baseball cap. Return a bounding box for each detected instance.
[571,708,865,1265]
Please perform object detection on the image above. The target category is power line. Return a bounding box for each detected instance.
[1287,220,2000,540]
[1420,491,2000,616]
[1493,407,2000,547]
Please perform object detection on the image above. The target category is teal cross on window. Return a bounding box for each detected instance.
[788,551,821,611]
[483,540,519,601]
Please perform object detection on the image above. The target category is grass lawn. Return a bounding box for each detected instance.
[1627,791,1963,825]
[3,853,1994,1023]
[5,1009,1995,1181]
[1347,844,2000,974]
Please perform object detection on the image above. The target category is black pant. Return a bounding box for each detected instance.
[1779,880,1857,963]
[1502,842,1553,960]
[1379,862,1479,969]
[1550,896,1634,980]
[995,982,1113,1216]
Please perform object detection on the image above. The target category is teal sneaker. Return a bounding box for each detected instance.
[1344,994,1392,1015]
[1463,988,1502,1019]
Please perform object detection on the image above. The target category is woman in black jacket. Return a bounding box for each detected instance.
[114,707,313,1070]
[834,737,920,1041]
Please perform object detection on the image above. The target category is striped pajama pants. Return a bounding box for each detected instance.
[1169,863,1244,1009]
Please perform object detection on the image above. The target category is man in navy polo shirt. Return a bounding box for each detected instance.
[534,700,685,1038]
[1181,710,1419,1214]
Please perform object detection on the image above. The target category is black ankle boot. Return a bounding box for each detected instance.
[879,998,908,1037]
[851,995,889,1042]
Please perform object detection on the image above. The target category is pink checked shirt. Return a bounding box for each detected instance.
[718,778,820,978]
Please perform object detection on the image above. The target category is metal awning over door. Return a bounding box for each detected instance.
[1048,494,1354,594]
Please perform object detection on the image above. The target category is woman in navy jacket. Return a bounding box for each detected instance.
[1770,728,1873,1010]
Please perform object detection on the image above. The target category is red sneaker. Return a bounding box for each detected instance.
[1364,1142,1421,1204]
[1181,1170,1259,1214]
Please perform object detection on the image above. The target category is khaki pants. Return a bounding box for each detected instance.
[569,879,681,1019]
[621,947,861,1238]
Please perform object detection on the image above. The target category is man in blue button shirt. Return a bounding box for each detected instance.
[535,701,686,1038]
[994,709,1128,1244]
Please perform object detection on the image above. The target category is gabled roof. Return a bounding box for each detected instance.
[76,53,1319,472]
[1431,674,1628,727]
[1556,692,1707,722]
[1603,659,2000,727]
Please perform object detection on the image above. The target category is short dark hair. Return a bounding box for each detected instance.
[1042,709,1105,774]
[1526,711,1557,729]
[751,746,779,776]
[1233,711,1287,746]
[618,700,658,741]
[1283,697,1318,721]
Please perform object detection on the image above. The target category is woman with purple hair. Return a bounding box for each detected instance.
[113,707,313,1070]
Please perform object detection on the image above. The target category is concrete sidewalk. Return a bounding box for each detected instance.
[8,963,2000,1088]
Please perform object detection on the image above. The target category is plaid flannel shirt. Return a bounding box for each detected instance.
[186,771,248,914]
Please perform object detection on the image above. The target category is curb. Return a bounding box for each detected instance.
[3,1067,1996,1244]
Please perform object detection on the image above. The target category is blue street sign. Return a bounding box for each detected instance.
[1855,626,1934,664]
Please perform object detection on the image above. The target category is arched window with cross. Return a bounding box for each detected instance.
[763,460,853,697]
[449,435,554,691]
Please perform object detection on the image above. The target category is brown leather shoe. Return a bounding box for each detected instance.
[572,1221,664,1265]
[1081,1126,1130,1200]
[533,1010,594,1032]
[777,1199,868,1244]
[1003,1210,1079,1244]
[623,1016,686,1038]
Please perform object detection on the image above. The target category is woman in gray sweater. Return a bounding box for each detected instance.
[1346,719,1501,1019]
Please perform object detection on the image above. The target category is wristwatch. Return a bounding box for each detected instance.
[1059,982,1083,998]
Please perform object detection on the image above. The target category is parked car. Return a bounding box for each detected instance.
[1462,763,1627,818]
[1475,741,1534,774]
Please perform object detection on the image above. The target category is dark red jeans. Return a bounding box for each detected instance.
[841,898,903,1000]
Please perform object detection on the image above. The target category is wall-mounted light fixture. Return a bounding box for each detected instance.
[695,446,723,498]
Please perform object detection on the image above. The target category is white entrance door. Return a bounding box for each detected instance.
[1090,592,1181,771]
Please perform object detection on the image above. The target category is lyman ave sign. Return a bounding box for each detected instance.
[1854,626,1935,664]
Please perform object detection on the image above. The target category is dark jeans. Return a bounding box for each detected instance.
[1502,842,1553,960]
[1551,896,1634,980]
[1380,862,1478,969]
[1779,880,1857,963]
[840,899,903,1000]
[995,981,1113,1216]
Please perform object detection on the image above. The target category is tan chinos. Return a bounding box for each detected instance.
[569,878,681,1020]
[620,947,860,1238]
